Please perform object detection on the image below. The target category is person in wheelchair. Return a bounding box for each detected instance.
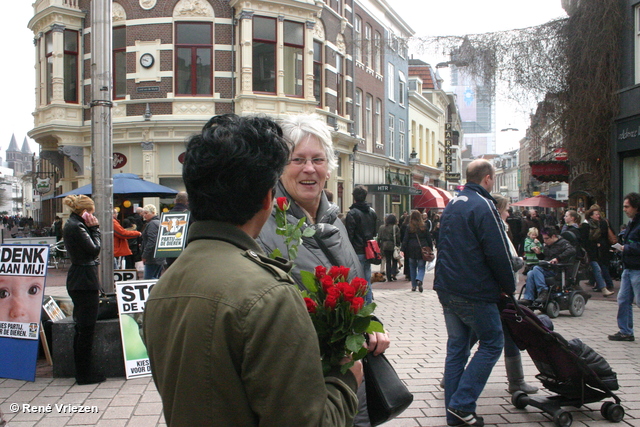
[520,227,577,305]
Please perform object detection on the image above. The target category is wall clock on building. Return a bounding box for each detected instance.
[140,53,155,68]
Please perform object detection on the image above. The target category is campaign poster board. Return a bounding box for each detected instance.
[116,280,156,379]
[114,269,137,283]
[154,211,190,258]
[0,244,50,381]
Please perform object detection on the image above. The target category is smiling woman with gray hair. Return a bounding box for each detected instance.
[257,113,390,427]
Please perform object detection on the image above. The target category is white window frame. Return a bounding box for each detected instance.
[355,89,363,137]
[399,119,405,160]
[389,114,395,158]
[398,71,406,106]
[355,16,362,63]
[387,62,395,102]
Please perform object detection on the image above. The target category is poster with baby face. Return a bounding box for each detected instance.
[0,244,50,382]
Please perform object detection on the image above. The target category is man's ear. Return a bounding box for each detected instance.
[262,188,275,211]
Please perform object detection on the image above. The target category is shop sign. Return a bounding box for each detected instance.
[113,152,127,169]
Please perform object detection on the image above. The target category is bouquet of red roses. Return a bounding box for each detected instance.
[300,265,384,374]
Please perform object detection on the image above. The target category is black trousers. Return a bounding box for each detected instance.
[383,249,398,281]
[67,289,100,380]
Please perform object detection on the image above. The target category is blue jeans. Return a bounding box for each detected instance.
[144,263,164,280]
[600,261,614,289]
[438,291,504,423]
[616,269,640,335]
[523,265,556,300]
[590,261,607,290]
[408,257,426,290]
[357,254,373,305]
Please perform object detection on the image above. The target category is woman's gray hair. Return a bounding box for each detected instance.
[279,114,337,172]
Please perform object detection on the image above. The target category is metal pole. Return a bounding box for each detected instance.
[90,0,114,292]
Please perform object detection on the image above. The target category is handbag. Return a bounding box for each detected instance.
[97,291,119,320]
[392,226,402,260]
[363,352,414,426]
[365,239,383,265]
[415,234,435,262]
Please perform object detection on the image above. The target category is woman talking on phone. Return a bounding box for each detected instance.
[63,195,105,385]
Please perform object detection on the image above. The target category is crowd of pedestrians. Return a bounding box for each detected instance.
[22,112,640,427]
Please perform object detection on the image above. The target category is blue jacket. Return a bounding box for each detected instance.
[434,183,516,302]
[622,213,640,270]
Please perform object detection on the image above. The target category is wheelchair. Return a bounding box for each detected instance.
[519,257,591,319]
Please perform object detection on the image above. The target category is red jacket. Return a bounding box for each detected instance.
[114,218,141,257]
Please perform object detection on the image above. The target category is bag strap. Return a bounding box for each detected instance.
[313,234,340,267]
[415,232,423,247]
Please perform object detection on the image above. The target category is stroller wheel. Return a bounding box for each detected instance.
[601,402,624,422]
[553,409,573,427]
[511,390,529,409]
[546,300,560,318]
[569,293,586,317]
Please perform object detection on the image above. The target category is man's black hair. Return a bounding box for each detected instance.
[352,185,368,202]
[183,114,290,224]
[624,192,640,209]
[542,226,560,238]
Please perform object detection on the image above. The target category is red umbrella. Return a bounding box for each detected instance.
[431,186,453,204]
[511,195,567,208]
[412,184,446,209]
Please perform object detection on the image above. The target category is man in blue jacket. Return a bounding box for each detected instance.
[608,192,640,342]
[434,159,516,427]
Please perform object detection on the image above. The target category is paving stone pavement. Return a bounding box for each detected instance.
[1,269,639,426]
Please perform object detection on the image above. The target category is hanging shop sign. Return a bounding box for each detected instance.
[530,160,569,183]
[113,152,128,169]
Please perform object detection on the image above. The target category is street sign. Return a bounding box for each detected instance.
[445,173,461,181]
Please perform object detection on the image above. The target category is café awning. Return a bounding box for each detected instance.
[412,184,446,209]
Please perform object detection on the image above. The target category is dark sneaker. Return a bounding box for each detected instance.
[608,332,635,342]
[447,407,485,426]
[535,290,549,302]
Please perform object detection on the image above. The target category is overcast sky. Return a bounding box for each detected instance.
[0,1,567,157]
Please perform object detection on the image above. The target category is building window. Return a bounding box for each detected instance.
[354,16,362,63]
[336,53,344,115]
[374,31,381,74]
[364,24,372,68]
[398,71,406,106]
[252,17,276,94]
[45,31,54,104]
[284,21,304,97]
[355,89,362,137]
[388,62,395,102]
[399,119,405,160]
[313,40,323,106]
[63,30,79,103]
[375,98,381,146]
[366,94,373,147]
[113,26,126,100]
[389,114,395,157]
[175,22,212,96]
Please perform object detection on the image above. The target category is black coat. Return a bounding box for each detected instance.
[401,226,433,260]
[63,212,101,292]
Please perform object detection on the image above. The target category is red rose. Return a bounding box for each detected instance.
[321,275,335,292]
[304,297,317,314]
[326,287,341,299]
[315,265,327,279]
[325,294,339,309]
[328,266,342,279]
[350,297,365,313]
[328,266,350,280]
[276,197,289,211]
[350,277,368,296]
[339,282,355,301]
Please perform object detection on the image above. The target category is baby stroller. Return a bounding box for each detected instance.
[501,297,623,427]
[520,229,590,318]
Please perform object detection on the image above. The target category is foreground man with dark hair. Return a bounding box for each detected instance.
[144,114,362,426]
